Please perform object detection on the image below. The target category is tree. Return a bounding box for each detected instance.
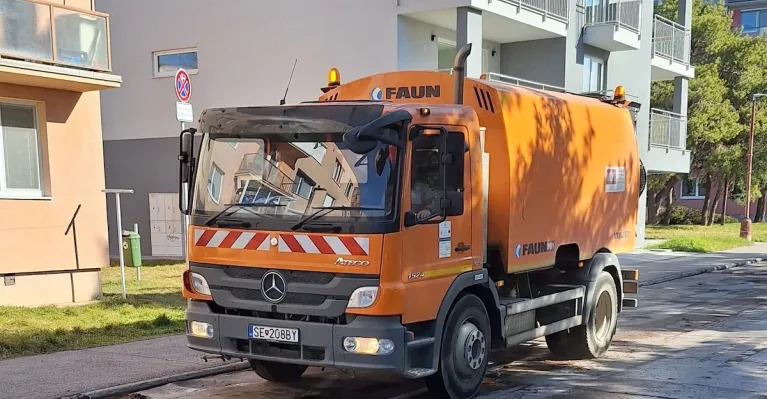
[651,0,767,224]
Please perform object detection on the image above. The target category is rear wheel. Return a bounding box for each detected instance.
[249,359,307,382]
[425,294,490,399]
[545,271,618,359]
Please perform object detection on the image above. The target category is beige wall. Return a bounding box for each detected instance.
[0,82,108,305]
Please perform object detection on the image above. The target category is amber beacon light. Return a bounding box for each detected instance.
[328,68,341,86]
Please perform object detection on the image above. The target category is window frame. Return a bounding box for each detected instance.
[583,54,606,92]
[332,159,344,184]
[292,170,316,199]
[0,100,47,199]
[680,176,706,200]
[740,9,767,34]
[207,163,224,204]
[323,194,336,207]
[152,47,199,78]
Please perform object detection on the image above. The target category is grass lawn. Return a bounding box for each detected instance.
[0,264,187,360]
[646,223,767,253]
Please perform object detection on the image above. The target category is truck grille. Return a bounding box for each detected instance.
[190,263,379,318]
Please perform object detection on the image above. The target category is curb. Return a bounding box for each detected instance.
[62,360,250,399]
[639,257,764,287]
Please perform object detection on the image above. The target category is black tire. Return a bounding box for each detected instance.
[545,271,618,359]
[249,359,307,383]
[425,294,490,399]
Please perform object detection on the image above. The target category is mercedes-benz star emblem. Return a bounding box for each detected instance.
[261,271,287,303]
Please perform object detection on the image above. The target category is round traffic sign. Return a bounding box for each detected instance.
[175,69,192,103]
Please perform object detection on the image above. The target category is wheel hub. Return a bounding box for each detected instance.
[453,321,486,377]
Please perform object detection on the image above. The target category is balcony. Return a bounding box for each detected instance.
[583,0,642,51]
[397,0,569,43]
[237,153,296,195]
[645,109,690,173]
[651,15,695,81]
[0,0,121,92]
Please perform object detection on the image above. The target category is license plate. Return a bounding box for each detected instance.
[248,325,299,343]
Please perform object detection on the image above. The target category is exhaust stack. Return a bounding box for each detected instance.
[453,43,472,105]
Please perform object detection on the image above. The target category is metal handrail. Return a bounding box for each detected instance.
[649,108,687,150]
[584,0,642,32]
[486,72,566,93]
[652,14,691,66]
[499,0,570,22]
[0,0,111,71]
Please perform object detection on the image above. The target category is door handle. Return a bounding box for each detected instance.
[455,243,471,252]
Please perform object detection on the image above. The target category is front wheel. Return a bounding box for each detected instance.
[425,294,490,399]
[545,271,618,359]
[249,359,307,383]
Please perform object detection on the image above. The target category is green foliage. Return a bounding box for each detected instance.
[667,206,737,225]
[652,0,767,208]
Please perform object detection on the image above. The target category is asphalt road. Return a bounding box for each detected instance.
[127,262,767,399]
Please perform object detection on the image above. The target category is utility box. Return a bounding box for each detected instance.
[122,231,142,267]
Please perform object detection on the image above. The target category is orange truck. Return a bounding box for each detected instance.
[178,44,644,399]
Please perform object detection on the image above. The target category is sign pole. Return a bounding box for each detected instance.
[181,121,188,261]
[103,189,134,299]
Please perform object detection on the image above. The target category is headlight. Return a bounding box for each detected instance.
[190,272,211,296]
[347,286,378,308]
[343,337,395,355]
[190,321,214,338]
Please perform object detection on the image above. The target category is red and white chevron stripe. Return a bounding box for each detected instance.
[278,234,369,256]
[192,229,370,256]
[193,229,270,251]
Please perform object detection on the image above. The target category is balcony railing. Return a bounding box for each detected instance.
[500,0,570,22]
[652,15,691,66]
[237,153,295,194]
[0,0,111,72]
[585,0,642,32]
[649,108,687,150]
[487,72,566,93]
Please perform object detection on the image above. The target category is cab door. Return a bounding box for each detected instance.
[400,125,474,324]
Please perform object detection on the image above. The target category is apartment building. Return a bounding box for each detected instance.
[97,0,693,255]
[727,0,767,34]
[0,0,121,305]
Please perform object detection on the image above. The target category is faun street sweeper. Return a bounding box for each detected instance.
[177,44,644,399]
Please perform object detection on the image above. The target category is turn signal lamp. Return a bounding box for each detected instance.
[328,68,341,86]
[614,85,626,100]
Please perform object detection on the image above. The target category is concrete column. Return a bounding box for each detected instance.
[457,6,483,78]
[673,0,692,117]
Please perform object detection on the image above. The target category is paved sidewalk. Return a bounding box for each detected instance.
[1,244,765,399]
[618,242,767,285]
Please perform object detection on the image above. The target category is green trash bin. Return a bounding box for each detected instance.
[121,231,142,267]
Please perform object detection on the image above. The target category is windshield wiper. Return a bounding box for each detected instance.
[205,203,285,227]
[290,206,384,231]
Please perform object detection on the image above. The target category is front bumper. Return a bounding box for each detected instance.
[185,300,407,373]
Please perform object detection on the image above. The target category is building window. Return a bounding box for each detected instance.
[680,176,707,199]
[583,55,605,92]
[0,103,43,198]
[344,182,353,198]
[740,9,767,35]
[153,48,198,78]
[332,160,344,184]
[292,170,315,199]
[323,194,335,207]
[208,164,224,203]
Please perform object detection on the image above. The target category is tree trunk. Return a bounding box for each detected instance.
[708,181,722,226]
[720,180,730,225]
[663,187,674,225]
[653,176,680,224]
[761,188,767,223]
[647,188,660,224]
[700,174,713,226]
[754,188,767,223]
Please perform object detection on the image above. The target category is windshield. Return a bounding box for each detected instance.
[192,133,400,225]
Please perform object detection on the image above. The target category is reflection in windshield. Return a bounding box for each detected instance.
[193,134,398,224]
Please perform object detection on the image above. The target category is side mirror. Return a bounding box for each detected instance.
[179,131,193,184]
[178,128,197,214]
[443,191,464,217]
